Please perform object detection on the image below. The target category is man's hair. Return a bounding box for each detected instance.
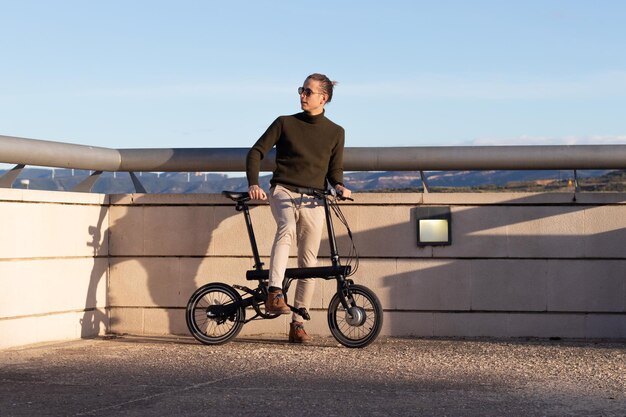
[306,73,337,103]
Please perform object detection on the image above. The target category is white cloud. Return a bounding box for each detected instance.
[70,82,292,99]
[8,71,626,102]
[341,71,626,100]
[3,80,294,101]
[468,135,626,146]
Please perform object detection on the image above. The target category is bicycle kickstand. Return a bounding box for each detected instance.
[291,306,311,321]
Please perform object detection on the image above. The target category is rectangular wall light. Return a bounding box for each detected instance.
[415,207,452,246]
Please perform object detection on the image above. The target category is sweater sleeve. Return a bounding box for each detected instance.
[246,118,282,186]
[326,126,345,187]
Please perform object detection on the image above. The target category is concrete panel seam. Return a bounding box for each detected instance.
[1,307,109,321]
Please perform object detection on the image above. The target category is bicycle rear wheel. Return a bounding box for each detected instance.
[186,282,245,345]
[327,284,383,348]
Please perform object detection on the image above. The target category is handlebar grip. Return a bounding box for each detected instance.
[334,189,354,201]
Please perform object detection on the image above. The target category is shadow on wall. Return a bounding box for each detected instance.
[103,192,626,339]
[81,205,108,338]
[106,195,245,336]
[335,193,626,338]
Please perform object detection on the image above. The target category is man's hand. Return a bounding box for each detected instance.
[248,184,267,200]
[334,184,352,199]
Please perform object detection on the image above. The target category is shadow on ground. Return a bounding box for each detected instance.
[1,336,624,417]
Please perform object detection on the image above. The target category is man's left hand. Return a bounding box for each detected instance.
[335,184,352,199]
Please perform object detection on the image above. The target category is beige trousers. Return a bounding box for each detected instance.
[269,185,325,322]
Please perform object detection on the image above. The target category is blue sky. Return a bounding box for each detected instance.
[1,0,625,150]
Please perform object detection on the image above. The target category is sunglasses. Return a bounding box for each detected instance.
[298,87,325,97]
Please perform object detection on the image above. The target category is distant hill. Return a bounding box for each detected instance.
[1,167,624,193]
[345,169,619,192]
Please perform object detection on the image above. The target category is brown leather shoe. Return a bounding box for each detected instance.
[265,289,291,315]
[289,321,311,343]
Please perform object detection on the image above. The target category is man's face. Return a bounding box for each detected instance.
[299,79,327,115]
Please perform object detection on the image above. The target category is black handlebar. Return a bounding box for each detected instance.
[281,187,354,201]
[222,189,353,202]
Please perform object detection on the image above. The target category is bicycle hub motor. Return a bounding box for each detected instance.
[345,306,367,326]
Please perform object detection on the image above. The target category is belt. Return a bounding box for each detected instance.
[276,183,323,196]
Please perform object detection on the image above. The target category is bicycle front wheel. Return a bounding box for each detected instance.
[327,284,383,348]
[186,282,245,345]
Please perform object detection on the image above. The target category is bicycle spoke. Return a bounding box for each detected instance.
[328,284,383,348]
[186,283,244,345]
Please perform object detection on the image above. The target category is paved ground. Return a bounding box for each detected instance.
[1,335,625,417]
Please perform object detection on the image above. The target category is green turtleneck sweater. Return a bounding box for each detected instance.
[246,111,345,190]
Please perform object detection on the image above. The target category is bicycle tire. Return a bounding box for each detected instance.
[327,284,383,348]
[185,282,245,345]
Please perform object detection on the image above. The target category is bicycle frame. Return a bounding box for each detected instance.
[186,190,383,348]
[229,190,355,320]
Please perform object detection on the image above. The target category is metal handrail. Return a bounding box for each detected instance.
[2,134,626,192]
[3,134,626,172]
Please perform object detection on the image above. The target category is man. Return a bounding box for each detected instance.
[246,73,351,343]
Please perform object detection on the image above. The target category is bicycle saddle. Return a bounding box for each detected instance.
[222,191,250,202]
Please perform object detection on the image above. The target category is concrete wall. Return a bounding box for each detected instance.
[0,189,109,349]
[2,190,625,349]
[108,192,626,340]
